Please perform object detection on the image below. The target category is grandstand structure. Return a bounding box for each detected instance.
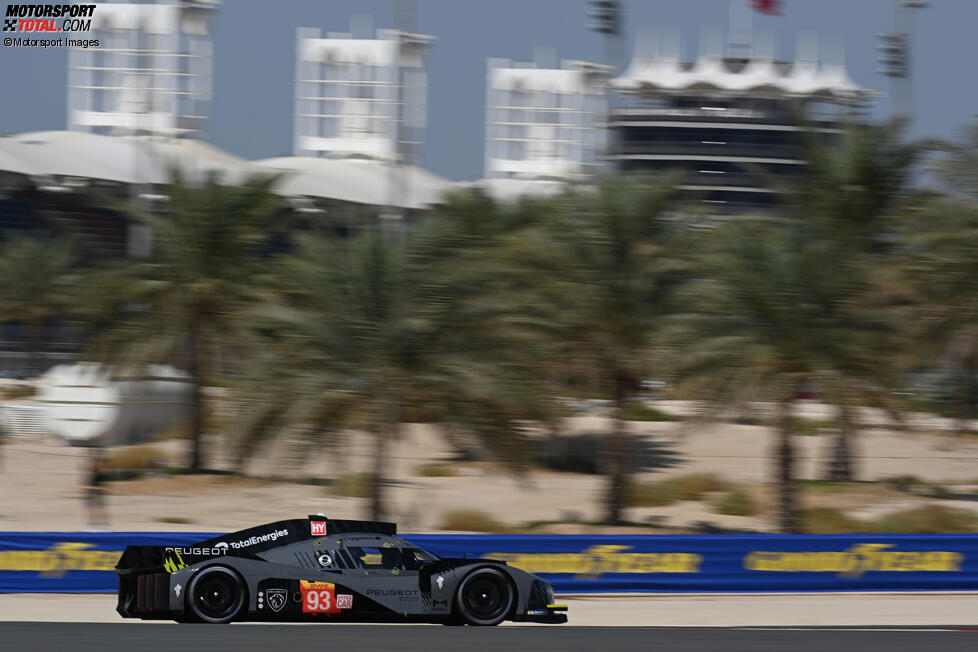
[285,24,439,221]
[66,1,216,138]
[481,58,606,200]
[0,7,450,261]
[293,26,431,163]
[608,33,875,213]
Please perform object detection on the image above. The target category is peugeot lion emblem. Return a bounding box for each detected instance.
[266,588,287,612]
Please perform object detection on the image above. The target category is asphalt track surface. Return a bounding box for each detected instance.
[4,623,978,652]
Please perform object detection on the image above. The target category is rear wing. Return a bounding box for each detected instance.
[116,545,166,576]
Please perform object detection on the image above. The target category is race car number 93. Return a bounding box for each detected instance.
[306,589,332,612]
[300,580,339,614]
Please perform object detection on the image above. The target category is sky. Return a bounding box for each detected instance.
[1,0,977,182]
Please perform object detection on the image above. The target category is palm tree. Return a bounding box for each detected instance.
[0,235,76,377]
[780,121,918,481]
[87,172,284,470]
[673,219,827,533]
[901,197,978,432]
[931,119,978,201]
[904,119,978,429]
[670,122,918,529]
[234,195,557,521]
[516,176,684,524]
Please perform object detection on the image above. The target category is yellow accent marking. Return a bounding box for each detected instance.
[547,604,568,609]
[300,580,334,590]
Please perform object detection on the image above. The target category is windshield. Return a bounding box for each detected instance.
[406,547,439,563]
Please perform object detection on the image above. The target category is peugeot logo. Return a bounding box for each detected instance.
[267,588,287,612]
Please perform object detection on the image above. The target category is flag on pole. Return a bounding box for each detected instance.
[751,0,782,15]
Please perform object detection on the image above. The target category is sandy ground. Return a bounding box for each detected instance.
[1,400,978,533]
[2,593,978,626]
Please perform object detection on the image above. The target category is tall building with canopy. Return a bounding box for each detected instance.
[608,31,875,213]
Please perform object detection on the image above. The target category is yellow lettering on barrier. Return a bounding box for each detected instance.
[743,544,963,578]
[0,543,122,578]
[483,545,702,576]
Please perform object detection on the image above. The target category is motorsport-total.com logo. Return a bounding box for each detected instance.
[4,4,96,33]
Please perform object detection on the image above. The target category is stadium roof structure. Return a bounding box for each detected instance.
[255,156,454,210]
[613,55,873,102]
[0,131,453,209]
[0,130,253,185]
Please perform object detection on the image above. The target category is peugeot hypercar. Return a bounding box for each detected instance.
[116,516,567,625]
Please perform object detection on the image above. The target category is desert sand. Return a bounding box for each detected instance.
[2,401,977,533]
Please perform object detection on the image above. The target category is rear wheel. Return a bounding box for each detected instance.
[186,566,246,624]
[454,568,514,626]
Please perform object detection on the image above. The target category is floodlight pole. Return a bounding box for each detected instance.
[877,0,928,124]
[588,0,623,172]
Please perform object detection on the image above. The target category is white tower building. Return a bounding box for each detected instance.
[66,1,216,139]
[484,58,606,185]
[293,26,432,163]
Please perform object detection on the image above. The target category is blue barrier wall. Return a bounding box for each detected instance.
[2,532,977,593]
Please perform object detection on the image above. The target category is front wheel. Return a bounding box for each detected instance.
[454,568,514,626]
[186,566,246,624]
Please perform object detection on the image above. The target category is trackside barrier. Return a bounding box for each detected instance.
[2,532,978,593]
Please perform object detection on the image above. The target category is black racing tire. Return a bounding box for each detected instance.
[454,567,515,626]
[186,566,247,624]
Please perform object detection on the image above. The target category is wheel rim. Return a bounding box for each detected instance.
[460,571,511,623]
[192,569,243,622]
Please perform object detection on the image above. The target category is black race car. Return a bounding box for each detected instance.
[116,515,567,625]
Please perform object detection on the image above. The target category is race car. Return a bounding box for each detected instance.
[115,515,567,625]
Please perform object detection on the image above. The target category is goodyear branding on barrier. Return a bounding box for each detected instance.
[744,543,964,578]
[0,542,121,577]
[484,545,702,576]
[1,533,977,593]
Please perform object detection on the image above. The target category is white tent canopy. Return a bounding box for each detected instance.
[0,131,255,185]
[0,131,454,209]
[254,156,454,210]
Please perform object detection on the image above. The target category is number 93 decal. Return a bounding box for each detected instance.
[299,580,353,613]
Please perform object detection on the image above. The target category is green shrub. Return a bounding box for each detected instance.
[801,508,867,533]
[874,506,978,533]
[793,418,835,436]
[106,444,170,470]
[881,475,950,498]
[882,474,925,490]
[796,480,859,493]
[328,472,374,498]
[622,401,679,422]
[626,480,677,507]
[416,463,457,478]
[626,473,728,507]
[711,489,759,516]
[669,473,728,500]
[439,509,507,533]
